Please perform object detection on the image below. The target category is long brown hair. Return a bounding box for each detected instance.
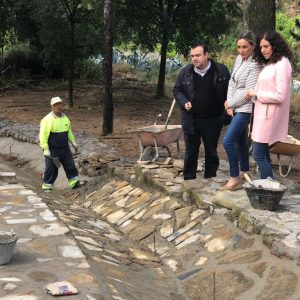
[253,31,292,64]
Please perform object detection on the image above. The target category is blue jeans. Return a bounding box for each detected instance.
[253,142,273,179]
[223,112,251,177]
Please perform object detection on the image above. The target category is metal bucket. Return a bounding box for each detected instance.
[0,231,18,265]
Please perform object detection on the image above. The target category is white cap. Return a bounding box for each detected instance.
[50,97,63,106]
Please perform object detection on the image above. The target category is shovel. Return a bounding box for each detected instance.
[164,99,176,130]
[243,173,255,187]
[243,173,263,189]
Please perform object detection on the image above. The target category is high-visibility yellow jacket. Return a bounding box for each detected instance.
[39,112,76,150]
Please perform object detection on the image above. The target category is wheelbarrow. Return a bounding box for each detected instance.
[133,99,183,161]
[269,135,300,177]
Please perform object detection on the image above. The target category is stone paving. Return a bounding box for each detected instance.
[0,178,101,299]
[50,176,300,300]
[1,169,300,299]
[131,159,300,263]
[1,119,300,299]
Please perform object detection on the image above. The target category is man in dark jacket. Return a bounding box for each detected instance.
[173,43,230,180]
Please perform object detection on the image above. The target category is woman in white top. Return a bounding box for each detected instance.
[221,31,263,191]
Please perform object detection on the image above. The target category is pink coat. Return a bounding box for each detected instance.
[252,57,292,144]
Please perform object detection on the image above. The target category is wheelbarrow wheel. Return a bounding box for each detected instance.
[140,146,156,161]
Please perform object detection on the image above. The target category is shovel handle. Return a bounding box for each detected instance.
[164,99,176,130]
[244,173,253,185]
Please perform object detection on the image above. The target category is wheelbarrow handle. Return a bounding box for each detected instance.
[164,99,176,130]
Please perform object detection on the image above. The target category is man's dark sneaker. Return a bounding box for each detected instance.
[72,180,87,189]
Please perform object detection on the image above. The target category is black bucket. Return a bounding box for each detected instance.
[243,182,287,211]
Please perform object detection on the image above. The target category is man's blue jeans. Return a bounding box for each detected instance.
[223,112,251,177]
[253,142,273,179]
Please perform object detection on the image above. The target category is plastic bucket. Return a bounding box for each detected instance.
[0,231,18,265]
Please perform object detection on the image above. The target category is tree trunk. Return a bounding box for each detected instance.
[102,0,113,136]
[243,0,276,35]
[68,21,75,108]
[156,30,168,98]
[0,34,4,65]
[291,19,300,40]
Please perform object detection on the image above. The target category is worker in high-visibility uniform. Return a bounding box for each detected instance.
[39,96,86,191]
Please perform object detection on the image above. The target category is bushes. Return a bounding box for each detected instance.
[2,46,104,81]
[276,12,300,73]
[76,58,103,81]
[276,12,299,47]
[2,45,44,78]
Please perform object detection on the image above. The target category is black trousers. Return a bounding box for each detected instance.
[183,116,222,179]
[43,146,78,184]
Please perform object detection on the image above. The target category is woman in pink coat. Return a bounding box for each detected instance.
[246,31,292,179]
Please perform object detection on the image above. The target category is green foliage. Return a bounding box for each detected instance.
[216,51,236,72]
[166,42,177,58]
[276,12,299,47]
[290,19,300,41]
[117,0,241,96]
[2,0,104,79]
[173,0,242,56]
[0,1,10,46]
[3,0,299,82]
[38,0,104,77]
[117,0,241,55]
[3,42,29,54]
[12,0,42,49]
[276,11,300,74]
[219,26,243,53]
[76,58,103,80]
[3,44,44,76]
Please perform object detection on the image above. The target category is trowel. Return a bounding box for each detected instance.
[51,157,61,169]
